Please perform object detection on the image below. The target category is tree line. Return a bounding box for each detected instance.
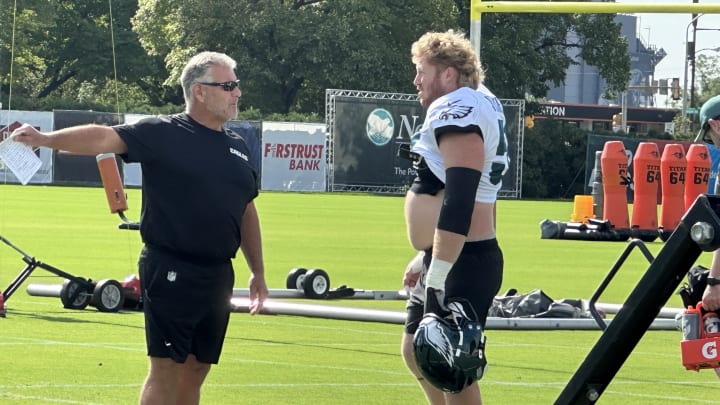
[1,1,653,198]
[0,0,631,117]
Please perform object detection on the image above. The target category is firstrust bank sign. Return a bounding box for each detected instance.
[263,142,324,170]
[260,122,327,191]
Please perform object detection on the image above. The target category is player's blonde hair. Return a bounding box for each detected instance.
[411,30,484,89]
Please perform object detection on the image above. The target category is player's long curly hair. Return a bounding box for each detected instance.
[411,30,485,89]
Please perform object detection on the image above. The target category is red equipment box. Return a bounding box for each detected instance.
[681,336,720,371]
[681,302,720,371]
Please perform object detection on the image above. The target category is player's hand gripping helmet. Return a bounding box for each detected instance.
[412,298,488,393]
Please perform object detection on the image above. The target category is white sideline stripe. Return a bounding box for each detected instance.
[602,390,720,404]
[0,338,396,350]
[2,335,397,348]
[1,381,716,389]
[225,357,409,376]
[0,336,686,361]
[0,384,139,389]
[490,380,720,388]
[492,341,687,360]
[1,336,143,352]
[3,337,712,401]
[233,318,399,336]
[208,383,416,388]
[0,341,397,348]
[2,380,718,404]
[0,392,106,405]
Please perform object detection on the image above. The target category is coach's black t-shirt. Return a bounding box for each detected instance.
[114,113,258,262]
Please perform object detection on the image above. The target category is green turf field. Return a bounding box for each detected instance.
[1,184,720,404]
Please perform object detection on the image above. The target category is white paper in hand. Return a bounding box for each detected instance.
[0,136,42,185]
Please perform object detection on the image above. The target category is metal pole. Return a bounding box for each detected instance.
[691,0,699,110]
[682,14,704,124]
[470,0,482,60]
[621,92,627,131]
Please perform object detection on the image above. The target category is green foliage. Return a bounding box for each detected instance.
[522,116,690,199]
[132,0,457,115]
[696,54,720,107]
[522,119,589,199]
[0,0,168,110]
[1,1,639,116]
[461,6,630,98]
[237,106,265,121]
[129,0,631,112]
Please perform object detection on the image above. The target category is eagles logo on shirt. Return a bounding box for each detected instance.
[438,101,473,120]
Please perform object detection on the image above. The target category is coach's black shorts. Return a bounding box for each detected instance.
[405,239,503,334]
[139,245,235,364]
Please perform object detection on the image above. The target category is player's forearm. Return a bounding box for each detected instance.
[424,230,465,290]
[431,230,465,264]
[710,250,720,279]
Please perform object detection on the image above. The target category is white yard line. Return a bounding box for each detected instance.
[0,392,109,405]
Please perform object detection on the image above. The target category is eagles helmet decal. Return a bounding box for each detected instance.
[438,101,473,121]
[416,319,455,367]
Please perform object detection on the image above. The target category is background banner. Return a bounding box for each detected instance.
[0,111,54,184]
[326,90,524,197]
[331,96,424,192]
[261,122,326,191]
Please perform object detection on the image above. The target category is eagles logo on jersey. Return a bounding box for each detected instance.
[438,101,473,121]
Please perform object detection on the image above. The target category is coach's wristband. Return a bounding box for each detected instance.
[425,258,453,291]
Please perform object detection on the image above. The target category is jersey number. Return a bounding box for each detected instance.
[489,119,509,185]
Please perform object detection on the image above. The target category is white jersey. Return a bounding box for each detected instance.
[411,85,509,203]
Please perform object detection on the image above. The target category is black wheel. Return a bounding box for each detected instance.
[302,268,330,299]
[286,268,308,290]
[92,279,125,313]
[59,280,91,310]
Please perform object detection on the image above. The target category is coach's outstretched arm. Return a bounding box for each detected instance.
[11,123,128,155]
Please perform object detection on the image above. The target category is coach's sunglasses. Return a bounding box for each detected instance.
[197,80,241,92]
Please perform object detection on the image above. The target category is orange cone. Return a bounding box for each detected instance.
[600,140,629,228]
[631,142,660,231]
[570,195,594,223]
[685,143,712,211]
[660,144,687,238]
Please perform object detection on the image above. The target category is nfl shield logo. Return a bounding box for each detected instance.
[167,270,177,282]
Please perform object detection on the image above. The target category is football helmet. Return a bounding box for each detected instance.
[413,298,488,393]
[698,95,720,144]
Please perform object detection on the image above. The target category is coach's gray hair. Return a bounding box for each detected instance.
[180,51,237,107]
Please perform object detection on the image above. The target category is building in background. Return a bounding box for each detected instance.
[547,15,667,107]
[542,15,677,134]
